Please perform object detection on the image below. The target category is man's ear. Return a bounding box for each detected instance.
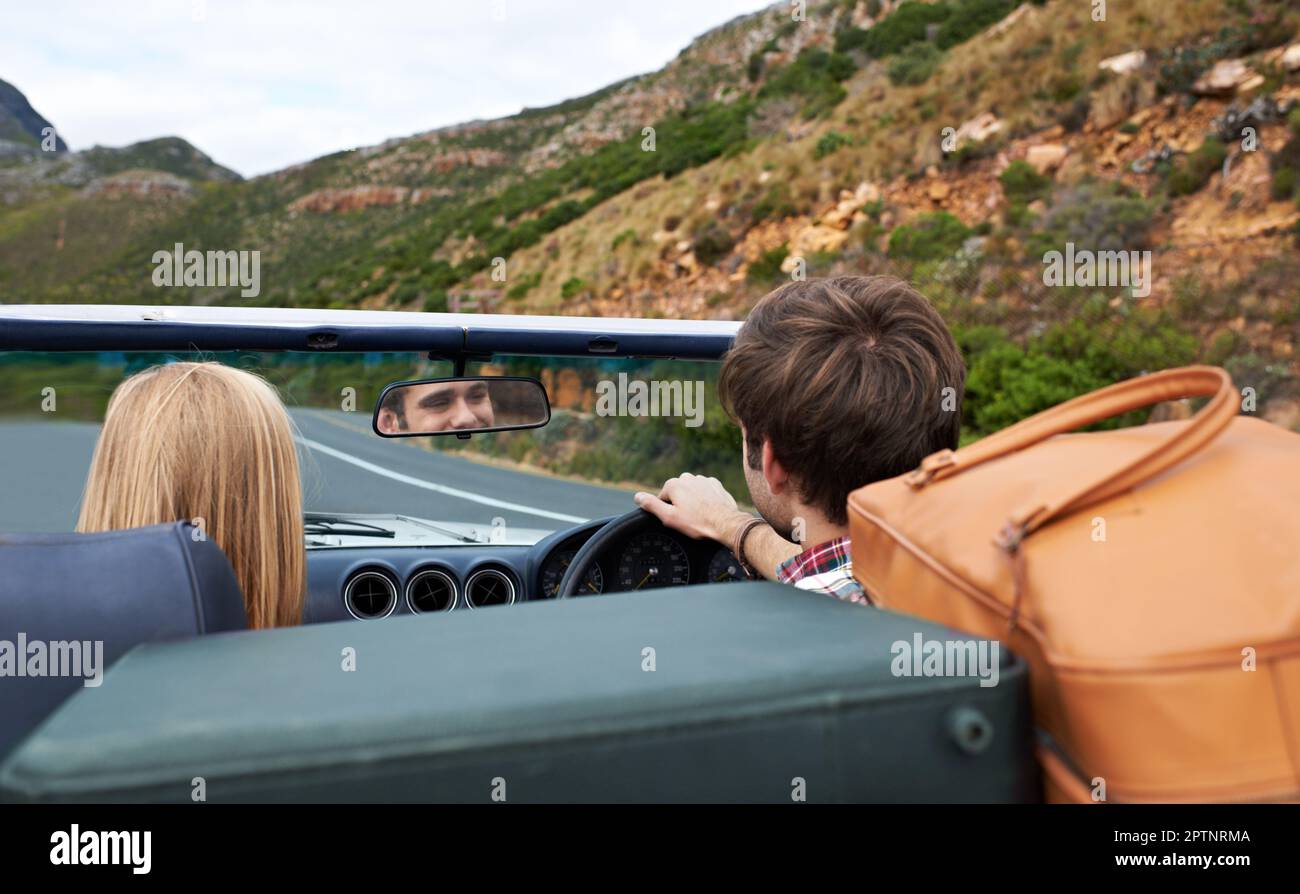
[378,408,400,433]
[761,440,790,496]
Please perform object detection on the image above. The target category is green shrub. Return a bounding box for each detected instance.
[390,281,420,305]
[1156,17,1292,95]
[814,130,853,159]
[750,184,796,223]
[692,221,736,266]
[505,272,541,301]
[1272,167,1297,202]
[935,0,1015,50]
[1274,135,1300,184]
[611,228,638,250]
[888,211,972,261]
[1003,201,1032,228]
[1167,138,1227,196]
[422,290,449,313]
[1047,73,1084,103]
[888,42,943,86]
[850,1,951,57]
[1056,95,1091,134]
[998,159,1051,203]
[1026,181,1156,257]
[747,244,790,282]
[964,342,1112,434]
[959,316,1198,436]
[1224,353,1297,406]
[759,48,857,118]
[560,276,587,300]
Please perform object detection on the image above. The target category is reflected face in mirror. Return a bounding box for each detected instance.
[374,377,550,436]
[378,380,495,434]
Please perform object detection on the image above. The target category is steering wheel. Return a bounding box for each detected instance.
[556,508,661,599]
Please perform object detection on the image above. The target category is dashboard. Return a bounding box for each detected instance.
[537,525,749,599]
[303,515,752,624]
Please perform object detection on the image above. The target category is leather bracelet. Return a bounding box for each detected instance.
[732,516,766,579]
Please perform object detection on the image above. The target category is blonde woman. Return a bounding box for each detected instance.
[78,361,305,628]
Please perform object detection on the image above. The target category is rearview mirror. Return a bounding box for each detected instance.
[372,377,550,437]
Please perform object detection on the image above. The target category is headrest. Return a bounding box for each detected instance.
[0,521,246,758]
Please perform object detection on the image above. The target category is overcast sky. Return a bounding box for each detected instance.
[3,0,772,177]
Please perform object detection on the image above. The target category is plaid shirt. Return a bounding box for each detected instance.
[776,536,869,605]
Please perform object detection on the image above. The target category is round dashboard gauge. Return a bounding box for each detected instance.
[616,532,690,590]
[707,547,750,583]
[541,549,604,598]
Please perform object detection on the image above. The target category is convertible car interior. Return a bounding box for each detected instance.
[0,521,246,759]
[0,305,1038,803]
[304,510,751,623]
[1,579,1037,803]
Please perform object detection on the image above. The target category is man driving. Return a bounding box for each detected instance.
[634,275,965,603]
[377,379,496,434]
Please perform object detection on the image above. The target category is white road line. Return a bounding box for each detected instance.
[295,436,589,524]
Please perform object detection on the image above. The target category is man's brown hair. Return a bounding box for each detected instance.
[718,275,964,526]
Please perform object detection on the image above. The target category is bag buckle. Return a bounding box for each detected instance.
[994,520,1027,553]
[904,449,956,489]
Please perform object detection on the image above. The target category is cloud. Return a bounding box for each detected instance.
[2,0,772,176]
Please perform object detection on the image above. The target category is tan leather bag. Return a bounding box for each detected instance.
[846,366,1300,803]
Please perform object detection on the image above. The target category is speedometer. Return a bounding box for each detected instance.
[540,549,603,598]
[616,532,690,590]
[707,548,750,583]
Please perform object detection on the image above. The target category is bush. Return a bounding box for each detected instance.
[1156,17,1292,96]
[1026,180,1156,257]
[505,272,541,301]
[390,281,420,305]
[853,1,951,57]
[998,160,1051,203]
[965,342,1113,434]
[422,290,449,313]
[935,0,1015,50]
[560,276,586,299]
[750,184,796,223]
[814,130,853,159]
[1167,139,1227,196]
[692,221,736,266]
[1047,73,1084,103]
[1272,167,1297,202]
[888,42,943,86]
[888,211,972,261]
[959,316,1198,436]
[759,48,857,118]
[1056,95,1091,134]
[1004,201,1033,228]
[747,244,790,282]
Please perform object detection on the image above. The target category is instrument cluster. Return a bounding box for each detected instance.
[537,529,750,598]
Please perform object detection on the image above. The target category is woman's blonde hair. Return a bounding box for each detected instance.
[78,361,304,628]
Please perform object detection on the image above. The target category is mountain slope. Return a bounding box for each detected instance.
[1,0,1299,429]
[0,78,67,155]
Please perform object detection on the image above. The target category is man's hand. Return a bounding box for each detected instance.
[633,473,751,546]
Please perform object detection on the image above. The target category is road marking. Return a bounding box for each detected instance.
[295,436,589,524]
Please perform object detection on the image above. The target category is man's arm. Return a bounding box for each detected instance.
[633,474,801,582]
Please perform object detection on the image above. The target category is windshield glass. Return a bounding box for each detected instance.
[0,350,740,536]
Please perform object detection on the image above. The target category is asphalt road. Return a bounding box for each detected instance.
[0,409,636,534]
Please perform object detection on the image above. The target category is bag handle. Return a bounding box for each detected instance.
[904,366,1238,546]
